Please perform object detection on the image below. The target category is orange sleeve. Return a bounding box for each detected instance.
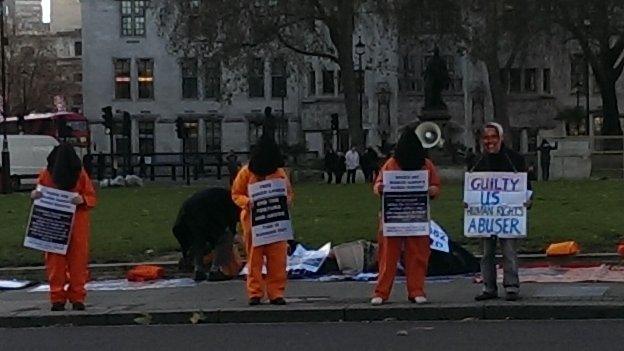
[277,168,294,203]
[77,170,97,209]
[373,159,391,196]
[425,158,441,190]
[231,166,251,208]
[36,169,52,187]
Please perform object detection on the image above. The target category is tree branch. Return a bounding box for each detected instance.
[276,31,338,62]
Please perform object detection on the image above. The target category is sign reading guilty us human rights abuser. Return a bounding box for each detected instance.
[463,172,528,238]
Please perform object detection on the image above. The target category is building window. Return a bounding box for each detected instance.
[71,94,82,113]
[444,56,462,92]
[183,120,199,153]
[248,58,265,98]
[338,70,344,94]
[206,119,222,151]
[524,68,537,92]
[74,41,82,56]
[121,0,147,37]
[137,58,154,99]
[271,57,287,98]
[248,121,263,146]
[543,68,551,94]
[114,58,131,99]
[509,68,521,93]
[181,58,198,99]
[308,69,316,96]
[114,121,130,153]
[138,120,155,154]
[322,70,335,95]
[204,60,221,99]
[399,54,419,93]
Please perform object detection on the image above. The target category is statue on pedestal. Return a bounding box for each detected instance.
[423,47,450,111]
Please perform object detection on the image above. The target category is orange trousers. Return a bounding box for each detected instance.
[45,231,89,304]
[244,232,288,300]
[374,233,430,300]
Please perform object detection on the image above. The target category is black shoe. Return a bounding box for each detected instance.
[208,270,232,282]
[475,292,498,301]
[193,270,207,282]
[248,297,262,306]
[72,302,86,311]
[505,292,520,301]
[270,297,286,305]
[51,302,65,311]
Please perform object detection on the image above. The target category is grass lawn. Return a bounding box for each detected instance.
[0,180,623,267]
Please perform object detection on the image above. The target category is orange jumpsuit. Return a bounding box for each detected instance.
[37,169,96,304]
[231,166,293,300]
[373,158,441,301]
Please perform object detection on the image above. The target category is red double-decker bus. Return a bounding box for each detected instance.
[1,112,91,148]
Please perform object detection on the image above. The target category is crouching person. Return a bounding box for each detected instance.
[172,187,240,282]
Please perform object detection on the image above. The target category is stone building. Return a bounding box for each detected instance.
[81,0,624,170]
[50,0,81,33]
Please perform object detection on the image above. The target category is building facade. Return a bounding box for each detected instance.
[50,0,81,33]
[81,0,624,159]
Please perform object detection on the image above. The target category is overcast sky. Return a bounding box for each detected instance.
[42,0,50,23]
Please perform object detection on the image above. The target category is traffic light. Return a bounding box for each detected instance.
[175,117,185,139]
[101,106,113,130]
[122,111,132,137]
[331,113,339,131]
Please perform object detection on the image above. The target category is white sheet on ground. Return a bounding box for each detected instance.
[29,278,196,292]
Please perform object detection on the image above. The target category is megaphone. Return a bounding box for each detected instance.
[415,122,444,149]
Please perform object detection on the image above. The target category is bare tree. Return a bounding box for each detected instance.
[549,0,624,135]
[154,0,393,148]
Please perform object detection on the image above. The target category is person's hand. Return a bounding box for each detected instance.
[71,195,84,205]
[428,186,440,199]
[248,200,254,209]
[463,202,469,209]
[524,200,533,209]
[377,184,384,194]
[287,198,293,207]
[30,190,43,200]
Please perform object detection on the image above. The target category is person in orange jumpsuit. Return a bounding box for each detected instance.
[371,128,441,305]
[231,136,293,306]
[31,144,96,311]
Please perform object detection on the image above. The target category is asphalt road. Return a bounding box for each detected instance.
[1,320,623,351]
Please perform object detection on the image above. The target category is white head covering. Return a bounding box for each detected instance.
[484,122,504,140]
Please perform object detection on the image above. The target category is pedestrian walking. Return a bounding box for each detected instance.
[471,122,532,302]
[231,136,294,306]
[537,139,558,181]
[226,150,241,186]
[335,152,346,184]
[371,129,441,306]
[361,147,378,183]
[345,146,360,184]
[31,144,96,311]
[324,147,338,184]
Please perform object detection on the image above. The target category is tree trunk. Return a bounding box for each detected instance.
[329,1,365,148]
[599,76,623,135]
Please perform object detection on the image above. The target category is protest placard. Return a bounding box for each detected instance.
[463,172,528,238]
[382,170,430,237]
[24,186,77,255]
[430,221,450,253]
[249,179,293,247]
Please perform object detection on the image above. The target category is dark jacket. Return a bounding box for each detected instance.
[324,151,338,171]
[173,188,239,254]
[471,144,532,190]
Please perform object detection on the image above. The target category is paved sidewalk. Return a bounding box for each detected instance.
[2,277,624,328]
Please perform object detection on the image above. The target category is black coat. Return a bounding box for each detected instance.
[172,188,239,255]
[471,145,532,190]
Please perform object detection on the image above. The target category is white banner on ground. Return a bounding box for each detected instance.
[463,172,528,238]
[430,221,450,253]
[249,179,293,247]
[287,242,331,273]
[382,170,430,237]
[24,186,77,255]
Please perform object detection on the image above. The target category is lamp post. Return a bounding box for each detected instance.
[355,36,366,145]
[0,0,11,194]
[583,19,591,139]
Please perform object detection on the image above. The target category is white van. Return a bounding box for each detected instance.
[0,135,59,188]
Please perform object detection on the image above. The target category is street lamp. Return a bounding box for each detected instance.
[583,19,591,137]
[0,0,11,194]
[355,36,366,144]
